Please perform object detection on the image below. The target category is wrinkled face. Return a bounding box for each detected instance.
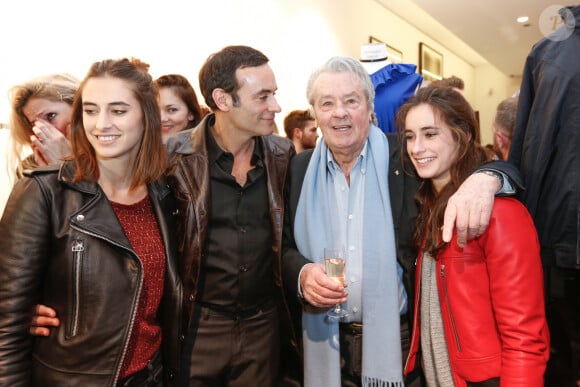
[22,97,73,136]
[159,86,193,141]
[227,64,281,137]
[312,72,372,159]
[298,119,319,149]
[81,77,144,165]
[404,103,459,192]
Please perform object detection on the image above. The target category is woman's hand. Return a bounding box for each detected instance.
[30,120,72,165]
[30,304,60,336]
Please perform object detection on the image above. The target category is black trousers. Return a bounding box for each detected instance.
[544,266,580,386]
[179,302,280,387]
[338,317,422,387]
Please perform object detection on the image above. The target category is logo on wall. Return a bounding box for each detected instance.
[540,5,574,41]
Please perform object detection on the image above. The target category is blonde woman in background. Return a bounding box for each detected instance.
[8,73,79,177]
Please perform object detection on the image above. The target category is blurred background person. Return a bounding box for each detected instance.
[8,73,79,177]
[430,75,465,96]
[283,109,318,153]
[155,73,209,142]
[483,143,501,161]
[491,96,518,160]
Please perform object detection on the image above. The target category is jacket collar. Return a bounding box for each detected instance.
[56,159,171,201]
[57,161,100,194]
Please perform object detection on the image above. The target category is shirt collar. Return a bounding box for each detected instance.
[326,139,369,178]
[206,125,263,167]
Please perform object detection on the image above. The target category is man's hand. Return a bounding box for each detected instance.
[300,263,347,308]
[442,172,500,247]
[30,304,60,337]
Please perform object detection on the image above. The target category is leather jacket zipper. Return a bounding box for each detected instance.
[441,264,461,352]
[68,240,84,338]
[70,224,143,385]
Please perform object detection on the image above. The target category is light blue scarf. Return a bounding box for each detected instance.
[294,125,403,387]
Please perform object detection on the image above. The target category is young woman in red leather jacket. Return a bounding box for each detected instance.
[396,86,549,387]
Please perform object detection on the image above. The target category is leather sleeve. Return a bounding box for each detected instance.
[0,176,52,385]
[479,198,549,386]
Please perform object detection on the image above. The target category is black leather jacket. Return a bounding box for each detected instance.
[0,161,182,386]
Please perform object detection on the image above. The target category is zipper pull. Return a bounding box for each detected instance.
[72,240,84,252]
[440,264,445,277]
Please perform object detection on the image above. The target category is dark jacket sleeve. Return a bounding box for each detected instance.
[475,160,524,193]
[0,177,51,385]
[282,150,314,299]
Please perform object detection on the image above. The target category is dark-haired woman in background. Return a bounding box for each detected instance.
[155,74,209,142]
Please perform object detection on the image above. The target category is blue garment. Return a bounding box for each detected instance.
[371,63,423,133]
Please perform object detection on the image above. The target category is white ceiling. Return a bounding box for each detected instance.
[378,0,577,77]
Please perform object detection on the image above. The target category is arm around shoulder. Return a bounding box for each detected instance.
[475,160,523,194]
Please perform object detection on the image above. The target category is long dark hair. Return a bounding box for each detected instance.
[70,58,166,189]
[395,86,487,255]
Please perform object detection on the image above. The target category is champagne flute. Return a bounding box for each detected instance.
[324,247,349,320]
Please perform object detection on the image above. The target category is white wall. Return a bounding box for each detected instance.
[474,65,521,145]
[0,0,513,124]
[0,0,515,213]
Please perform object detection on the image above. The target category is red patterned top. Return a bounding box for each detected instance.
[110,195,166,379]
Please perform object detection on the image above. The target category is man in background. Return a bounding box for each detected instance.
[283,109,318,153]
[492,96,518,160]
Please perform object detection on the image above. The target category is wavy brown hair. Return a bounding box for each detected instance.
[70,58,166,189]
[395,86,487,256]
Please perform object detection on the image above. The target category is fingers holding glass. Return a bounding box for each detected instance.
[324,246,349,320]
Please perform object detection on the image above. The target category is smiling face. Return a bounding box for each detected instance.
[224,64,281,137]
[312,71,372,161]
[404,103,459,192]
[159,86,194,141]
[22,97,73,136]
[81,76,144,165]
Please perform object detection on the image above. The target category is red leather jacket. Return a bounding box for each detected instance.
[404,198,549,386]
